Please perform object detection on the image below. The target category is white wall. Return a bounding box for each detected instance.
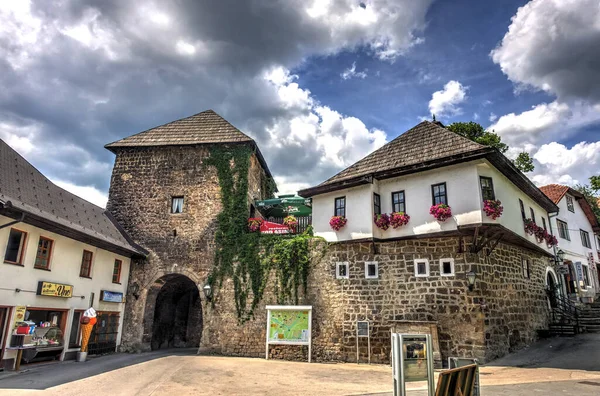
[0,215,131,362]
[551,194,598,293]
[313,159,553,254]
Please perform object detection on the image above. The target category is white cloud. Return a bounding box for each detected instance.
[491,0,600,103]
[52,180,109,208]
[531,141,600,187]
[340,62,368,80]
[473,113,479,120]
[489,112,497,122]
[428,80,468,118]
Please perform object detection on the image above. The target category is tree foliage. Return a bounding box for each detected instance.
[446,121,534,172]
[574,175,600,223]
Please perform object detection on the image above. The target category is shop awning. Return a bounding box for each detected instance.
[255,195,312,217]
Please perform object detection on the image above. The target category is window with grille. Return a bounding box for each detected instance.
[479,177,495,201]
[566,195,575,212]
[112,259,122,283]
[392,191,405,213]
[431,183,447,205]
[80,250,93,278]
[581,230,591,248]
[557,220,570,240]
[4,228,27,265]
[334,197,346,217]
[373,193,381,215]
[34,237,53,270]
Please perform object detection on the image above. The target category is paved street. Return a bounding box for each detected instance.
[0,334,599,395]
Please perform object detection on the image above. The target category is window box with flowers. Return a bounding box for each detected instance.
[390,212,410,228]
[283,215,298,231]
[374,213,390,230]
[330,216,347,231]
[523,218,558,247]
[483,199,503,220]
[429,204,452,222]
[247,218,263,232]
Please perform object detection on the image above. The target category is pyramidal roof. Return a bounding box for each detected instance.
[313,121,488,189]
[105,109,254,150]
[0,139,144,256]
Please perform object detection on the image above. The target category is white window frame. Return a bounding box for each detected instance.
[414,259,430,277]
[336,262,349,279]
[440,258,455,277]
[364,261,379,279]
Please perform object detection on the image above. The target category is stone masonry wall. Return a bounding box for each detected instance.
[106,144,268,351]
[199,237,551,364]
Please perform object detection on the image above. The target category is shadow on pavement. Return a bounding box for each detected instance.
[0,348,197,390]
[484,333,600,371]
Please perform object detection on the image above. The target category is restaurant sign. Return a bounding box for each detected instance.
[100,290,124,303]
[37,281,73,298]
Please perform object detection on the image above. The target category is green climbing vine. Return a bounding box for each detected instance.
[205,145,324,322]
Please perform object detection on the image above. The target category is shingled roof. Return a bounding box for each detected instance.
[299,121,558,213]
[0,139,145,256]
[540,184,600,232]
[105,109,273,178]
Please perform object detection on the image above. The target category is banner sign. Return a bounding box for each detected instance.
[37,281,73,298]
[265,305,312,362]
[100,290,124,303]
[575,262,584,282]
[260,221,291,235]
[12,306,27,329]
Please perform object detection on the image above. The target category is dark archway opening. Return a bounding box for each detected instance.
[148,274,202,350]
[546,271,558,308]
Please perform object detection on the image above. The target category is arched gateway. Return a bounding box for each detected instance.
[142,274,202,350]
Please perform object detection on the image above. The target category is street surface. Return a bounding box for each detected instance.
[0,333,599,395]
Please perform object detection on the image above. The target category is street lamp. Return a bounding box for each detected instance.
[555,249,565,264]
[203,283,213,302]
[129,282,140,300]
[466,271,477,291]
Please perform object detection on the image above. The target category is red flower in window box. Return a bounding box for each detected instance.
[374,213,390,230]
[483,199,503,220]
[283,215,298,231]
[247,218,263,232]
[390,212,410,228]
[523,218,537,235]
[430,204,452,222]
[329,216,347,231]
[545,233,558,248]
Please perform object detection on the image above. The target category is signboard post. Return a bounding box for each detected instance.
[392,333,435,396]
[265,305,312,362]
[356,321,370,363]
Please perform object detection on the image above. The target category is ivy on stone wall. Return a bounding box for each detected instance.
[205,145,322,322]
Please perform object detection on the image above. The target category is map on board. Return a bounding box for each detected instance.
[268,310,310,344]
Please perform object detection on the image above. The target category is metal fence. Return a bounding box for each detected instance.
[267,215,312,234]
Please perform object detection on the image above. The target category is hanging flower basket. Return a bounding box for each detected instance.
[329,216,347,231]
[283,215,298,231]
[390,212,410,228]
[374,213,390,230]
[483,199,503,220]
[430,204,452,222]
[247,218,263,232]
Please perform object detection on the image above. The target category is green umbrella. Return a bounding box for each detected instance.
[255,195,312,217]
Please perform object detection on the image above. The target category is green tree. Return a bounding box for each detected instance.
[575,175,600,222]
[514,152,535,173]
[590,175,600,191]
[447,121,534,172]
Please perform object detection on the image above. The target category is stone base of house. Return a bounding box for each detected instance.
[122,236,552,365]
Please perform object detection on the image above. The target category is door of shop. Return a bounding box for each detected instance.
[88,312,120,355]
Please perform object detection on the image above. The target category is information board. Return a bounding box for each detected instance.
[265,305,312,362]
[100,290,124,303]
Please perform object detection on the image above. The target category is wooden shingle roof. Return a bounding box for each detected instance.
[0,139,145,256]
[299,121,558,213]
[105,109,273,179]
[105,109,253,149]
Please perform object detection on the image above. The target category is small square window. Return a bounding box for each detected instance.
[479,177,495,201]
[34,237,53,270]
[171,196,184,214]
[566,195,575,212]
[392,191,406,213]
[334,197,346,217]
[415,259,430,277]
[440,258,455,276]
[365,261,378,279]
[336,262,349,279]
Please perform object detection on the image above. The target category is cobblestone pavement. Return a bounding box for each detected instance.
[0,334,598,395]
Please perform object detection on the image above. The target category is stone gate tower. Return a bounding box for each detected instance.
[105,110,273,351]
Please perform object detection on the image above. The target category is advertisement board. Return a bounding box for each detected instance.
[100,290,125,303]
[36,281,73,298]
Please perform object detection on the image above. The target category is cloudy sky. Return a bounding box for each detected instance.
[1,0,599,207]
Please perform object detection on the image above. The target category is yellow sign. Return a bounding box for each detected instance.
[37,281,73,298]
[12,306,27,329]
